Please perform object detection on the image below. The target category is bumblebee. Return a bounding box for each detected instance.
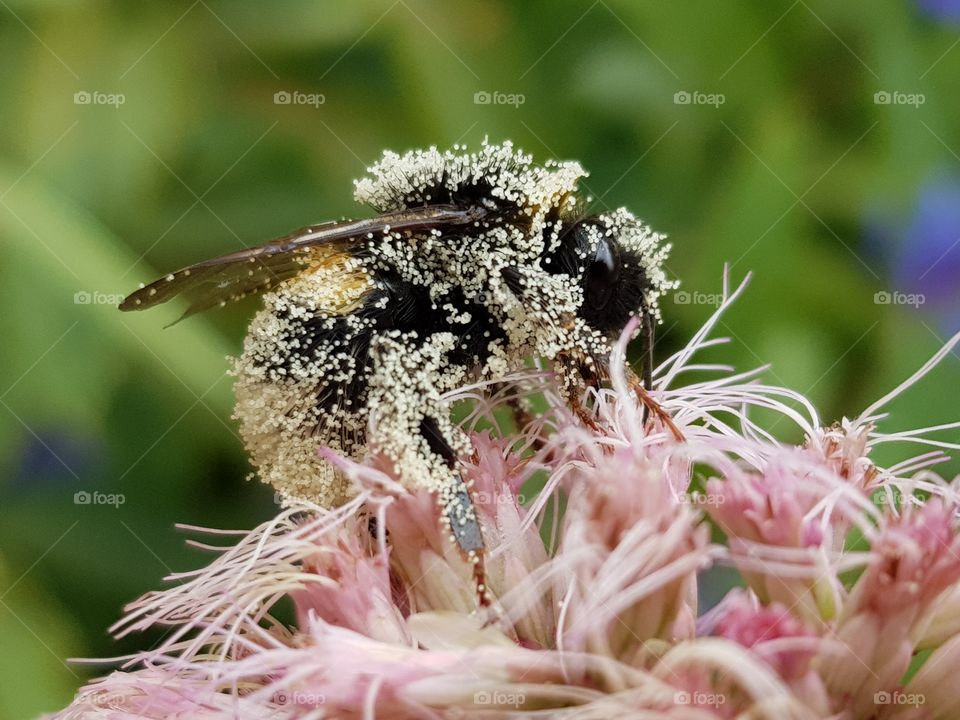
[121,141,675,574]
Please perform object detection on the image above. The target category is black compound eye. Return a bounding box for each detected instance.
[583,235,620,311]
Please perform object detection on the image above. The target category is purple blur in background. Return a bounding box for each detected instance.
[918,0,960,22]
[890,176,960,333]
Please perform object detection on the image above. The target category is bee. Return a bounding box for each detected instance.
[120,141,676,586]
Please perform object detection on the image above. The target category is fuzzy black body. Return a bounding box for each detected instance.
[261,219,631,419]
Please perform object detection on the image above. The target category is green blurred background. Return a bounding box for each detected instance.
[2,1,960,716]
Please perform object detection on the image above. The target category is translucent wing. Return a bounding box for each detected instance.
[120,204,486,322]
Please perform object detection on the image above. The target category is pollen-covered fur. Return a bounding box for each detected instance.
[232,140,675,515]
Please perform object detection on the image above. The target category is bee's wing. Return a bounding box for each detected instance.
[120,204,485,322]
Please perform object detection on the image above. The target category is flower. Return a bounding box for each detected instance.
[48,276,960,719]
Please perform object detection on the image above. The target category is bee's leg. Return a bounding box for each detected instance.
[636,383,684,441]
[418,416,489,605]
[555,352,606,433]
[565,321,683,442]
[625,364,684,442]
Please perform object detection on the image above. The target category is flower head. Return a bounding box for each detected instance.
[49,277,960,719]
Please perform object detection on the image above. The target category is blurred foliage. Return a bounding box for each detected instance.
[1,1,959,716]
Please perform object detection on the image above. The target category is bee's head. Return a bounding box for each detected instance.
[494,208,673,371]
[542,213,665,336]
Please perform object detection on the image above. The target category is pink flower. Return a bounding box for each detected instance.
[558,448,708,662]
[709,591,817,681]
[48,279,960,719]
[817,500,960,715]
[291,517,409,645]
[853,500,960,621]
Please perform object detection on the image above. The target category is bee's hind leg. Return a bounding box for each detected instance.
[418,417,490,606]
